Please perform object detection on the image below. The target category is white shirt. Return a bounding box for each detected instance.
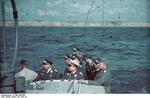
[15,68,37,82]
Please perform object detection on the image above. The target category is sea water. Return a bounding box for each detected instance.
[1,27,150,93]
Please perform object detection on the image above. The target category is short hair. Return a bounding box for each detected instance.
[44,58,53,65]
[82,54,92,60]
[20,59,28,65]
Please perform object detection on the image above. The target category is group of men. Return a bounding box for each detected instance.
[15,48,111,93]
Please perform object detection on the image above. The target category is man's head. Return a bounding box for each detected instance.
[64,53,72,65]
[20,59,28,69]
[42,59,53,70]
[65,57,80,73]
[73,48,82,60]
[83,55,93,64]
[94,58,107,70]
[64,53,80,65]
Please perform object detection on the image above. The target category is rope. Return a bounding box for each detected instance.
[102,0,104,27]
[84,0,96,25]
[11,19,18,68]
[1,1,6,62]
[98,0,105,56]
[10,0,19,68]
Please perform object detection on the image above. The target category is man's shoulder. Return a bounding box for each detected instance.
[15,69,26,77]
[96,68,111,78]
[24,68,37,75]
[52,68,59,73]
[24,68,34,72]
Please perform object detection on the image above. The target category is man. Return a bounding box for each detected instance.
[83,55,96,80]
[15,59,37,82]
[72,48,82,61]
[63,57,85,80]
[79,58,111,93]
[33,58,60,82]
[72,47,84,65]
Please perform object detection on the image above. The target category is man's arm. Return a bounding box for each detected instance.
[79,71,105,86]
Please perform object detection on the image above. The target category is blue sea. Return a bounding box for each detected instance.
[1,27,150,93]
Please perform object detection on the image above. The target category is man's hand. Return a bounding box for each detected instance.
[78,80,88,84]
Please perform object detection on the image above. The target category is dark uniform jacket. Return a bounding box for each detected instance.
[88,67,111,93]
[78,65,87,79]
[85,62,97,80]
[62,69,85,80]
[33,68,60,82]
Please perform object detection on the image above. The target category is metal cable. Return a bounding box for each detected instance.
[84,0,96,25]
[12,20,18,68]
[1,0,6,62]
[10,0,19,68]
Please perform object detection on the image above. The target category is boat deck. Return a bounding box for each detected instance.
[26,80,105,94]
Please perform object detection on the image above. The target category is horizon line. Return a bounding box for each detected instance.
[0,21,150,27]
